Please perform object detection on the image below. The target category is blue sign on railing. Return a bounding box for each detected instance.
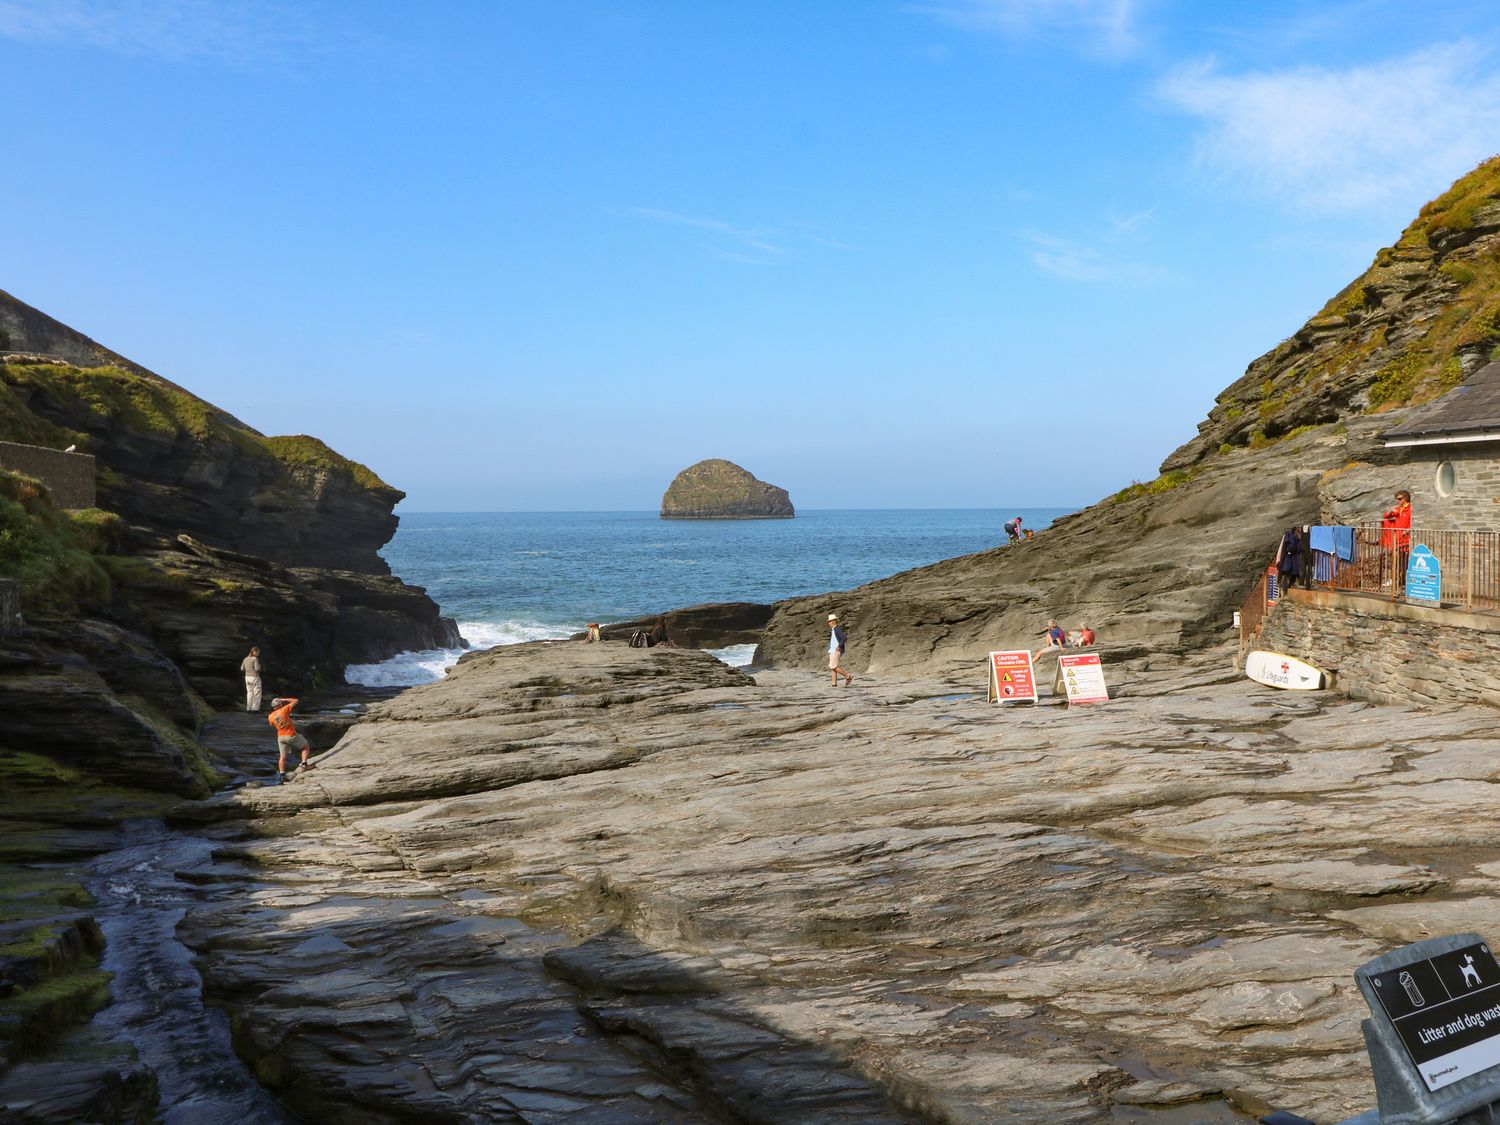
[1406,543,1441,605]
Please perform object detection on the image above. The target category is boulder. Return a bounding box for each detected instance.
[660,459,794,519]
[588,601,774,647]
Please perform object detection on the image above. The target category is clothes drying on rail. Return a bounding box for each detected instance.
[1277,527,1304,588]
[1308,525,1335,555]
[1332,525,1355,562]
[1312,550,1334,583]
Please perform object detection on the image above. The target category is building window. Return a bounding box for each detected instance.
[1436,461,1457,497]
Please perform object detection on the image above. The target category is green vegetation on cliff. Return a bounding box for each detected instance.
[262,434,391,492]
[0,361,393,495]
[0,471,111,611]
[1165,156,1500,470]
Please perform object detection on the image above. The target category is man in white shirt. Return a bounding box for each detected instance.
[827,613,852,687]
[240,646,263,712]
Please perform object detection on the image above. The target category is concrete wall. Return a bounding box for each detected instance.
[1320,445,1500,531]
[0,579,18,637]
[0,441,95,509]
[1261,586,1500,707]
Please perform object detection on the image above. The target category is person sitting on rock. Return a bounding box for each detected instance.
[648,617,673,647]
[1036,619,1067,658]
[1077,625,1096,646]
[1004,517,1023,543]
[268,696,312,781]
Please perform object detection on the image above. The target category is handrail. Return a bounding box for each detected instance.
[1289,524,1500,613]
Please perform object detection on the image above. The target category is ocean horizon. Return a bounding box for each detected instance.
[352,507,1076,685]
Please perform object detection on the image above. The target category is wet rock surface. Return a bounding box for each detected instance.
[165,640,1500,1123]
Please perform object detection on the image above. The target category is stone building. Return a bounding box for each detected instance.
[1378,358,1500,531]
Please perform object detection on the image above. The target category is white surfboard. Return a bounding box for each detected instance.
[1245,649,1325,691]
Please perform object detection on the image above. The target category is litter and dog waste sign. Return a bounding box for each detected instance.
[1367,941,1500,1092]
[987,651,1037,704]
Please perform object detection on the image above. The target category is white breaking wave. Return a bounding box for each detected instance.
[344,619,574,688]
[705,643,757,668]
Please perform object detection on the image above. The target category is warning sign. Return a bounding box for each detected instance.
[987,650,1037,704]
[1058,653,1108,705]
[1368,941,1500,1092]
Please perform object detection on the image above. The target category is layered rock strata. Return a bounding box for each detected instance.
[661,459,795,519]
[760,159,1500,678]
[167,639,1498,1123]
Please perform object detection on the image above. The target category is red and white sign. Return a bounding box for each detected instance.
[1058,653,1108,704]
[988,650,1037,704]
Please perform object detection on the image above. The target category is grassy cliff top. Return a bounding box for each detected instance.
[0,362,394,495]
[1163,155,1500,471]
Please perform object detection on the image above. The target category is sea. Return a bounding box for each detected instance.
[347,508,1075,686]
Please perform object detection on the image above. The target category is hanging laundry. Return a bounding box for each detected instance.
[1332,525,1355,562]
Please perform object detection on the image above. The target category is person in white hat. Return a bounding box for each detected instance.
[827,613,852,687]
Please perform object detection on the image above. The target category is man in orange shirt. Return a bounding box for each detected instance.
[268,696,312,781]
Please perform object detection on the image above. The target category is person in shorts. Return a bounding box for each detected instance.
[268,696,312,780]
[827,613,852,687]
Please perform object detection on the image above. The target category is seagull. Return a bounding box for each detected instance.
[63,444,77,453]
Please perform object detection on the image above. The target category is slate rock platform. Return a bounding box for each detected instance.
[170,639,1500,1122]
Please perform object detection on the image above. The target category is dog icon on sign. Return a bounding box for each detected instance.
[1461,954,1482,989]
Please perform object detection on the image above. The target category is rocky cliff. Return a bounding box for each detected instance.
[0,289,459,791]
[660,458,795,519]
[759,158,1500,676]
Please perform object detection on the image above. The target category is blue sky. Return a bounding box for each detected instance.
[4,1,1500,511]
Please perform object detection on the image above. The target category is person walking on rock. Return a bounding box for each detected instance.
[827,613,853,687]
[268,696,312,781]
[240,646,263,712]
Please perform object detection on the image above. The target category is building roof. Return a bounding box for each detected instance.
[1382,359,1500,446]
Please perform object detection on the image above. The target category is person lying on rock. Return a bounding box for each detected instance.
[268,696,312,781]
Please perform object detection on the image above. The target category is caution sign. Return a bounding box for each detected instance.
[987,650,1037,704]
[1367,941,1500,1092]
[1058,653,1108,705]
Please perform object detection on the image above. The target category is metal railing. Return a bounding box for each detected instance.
[1236,567,1275,653]
[1293,525,1500,612]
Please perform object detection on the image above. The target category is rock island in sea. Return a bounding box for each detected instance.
[660,457,794,519]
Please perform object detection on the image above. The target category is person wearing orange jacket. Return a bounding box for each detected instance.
[268,696,312,781]
[1380,489,1412,591]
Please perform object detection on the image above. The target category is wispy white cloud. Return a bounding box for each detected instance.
[1021,230,1163,283]
[911,0,1144,58]
[0,0,359,63]
[628,207,851,266]
[1157,42,1500,212]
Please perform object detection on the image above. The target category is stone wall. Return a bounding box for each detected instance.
[0,579,18,636]
[1260,586,1500,707]
[0,441,95,509]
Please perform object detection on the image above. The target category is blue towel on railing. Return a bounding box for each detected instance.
[1333,525,1355,561]
[1312,551,1333,583]
[1309,525,1336,554]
